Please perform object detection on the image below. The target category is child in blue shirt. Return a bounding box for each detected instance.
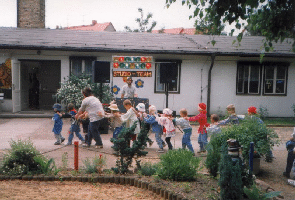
[283,128,295,178]
[66,103,85,145]
[52,103,65,145]
[144,105,165,153]
[173,108,194,155]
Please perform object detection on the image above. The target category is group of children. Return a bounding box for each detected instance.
[52,100,267,156]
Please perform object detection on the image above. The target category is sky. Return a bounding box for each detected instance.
[0,0,197,31]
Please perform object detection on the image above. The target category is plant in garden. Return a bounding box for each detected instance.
[61,152,68,171]
[243,183,282,200]
[56,74,113,108]
[219,145,243,200]
[205,134,221,177]
[156,149,200,181]
[83,154,106,174]
[111,122,150,174]
[1,139,55,175]
[138,162,158,176]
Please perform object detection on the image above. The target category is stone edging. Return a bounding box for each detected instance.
[0,175,187,200]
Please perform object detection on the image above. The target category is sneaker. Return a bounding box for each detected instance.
[149,141,154,147]
[82,143,90,147]
[65,143,72,146]
[95,145,103,149]
[162,142,166,148]
[157,148,164,153]
[61,138,65,143]
[54,141,61,145]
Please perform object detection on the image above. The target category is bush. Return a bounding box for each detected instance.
[156,149,200,181]
[244,183,282,200]
[1,139,56,175]
[138,162,158,176]
[83,154,106,174]
[205,134,221,177]
[56,74,113,107]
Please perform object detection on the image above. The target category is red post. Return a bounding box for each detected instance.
[74,141,79,171]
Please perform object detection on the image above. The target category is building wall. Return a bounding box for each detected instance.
[210,57,295,117]
[17,0,45,28]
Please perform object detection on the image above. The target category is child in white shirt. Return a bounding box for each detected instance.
[156,108,175,150]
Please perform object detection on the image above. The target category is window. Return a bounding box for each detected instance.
[154,60,181,93]
[236,62,261,94]
[70,56,96,77]
[236,62,288,96]
[263,63,288,95]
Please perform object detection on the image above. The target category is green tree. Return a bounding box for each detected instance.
[195,18,227,35]
[166,0,295,52]
[124,8,157,32]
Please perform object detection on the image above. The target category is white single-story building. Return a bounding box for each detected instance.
[0,27,294,117]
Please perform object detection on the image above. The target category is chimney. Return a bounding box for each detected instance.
[17,0,45,28]
[92,20,97,25]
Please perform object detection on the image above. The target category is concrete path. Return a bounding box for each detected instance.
[0,117,293,171]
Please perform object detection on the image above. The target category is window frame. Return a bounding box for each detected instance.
[236,62,262,96]
[154,59,181,94]
[69,56,96,77]
[263,62,288,96]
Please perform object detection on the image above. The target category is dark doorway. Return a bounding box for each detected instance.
[21,60,61,110]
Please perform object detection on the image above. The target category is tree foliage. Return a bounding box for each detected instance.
[124,8,157,32]
[166,0,295,52]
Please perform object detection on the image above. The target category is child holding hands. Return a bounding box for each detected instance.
[144,105,165,153]
[173,108,194,154]
[52,103,65,145]
[66,103,85,145]
[156,108,175,150]
[186,103,209,153]
[206,114,222,137]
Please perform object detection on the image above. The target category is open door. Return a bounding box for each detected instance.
[11,59,21,112]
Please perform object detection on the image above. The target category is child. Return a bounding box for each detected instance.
[173,108,194,154]
[66,103,85,145]
[187,103,209,153]
[219,104,241,125]
[52,103,65,145]
[144,105,165,153]
[283,128,295,178]
[119,99,140,141]
[206,114,222,136]
[136,103,153,146]
[156,108,175,150]
[98,104,123,139]
[80,111,89,143]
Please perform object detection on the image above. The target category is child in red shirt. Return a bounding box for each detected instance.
[186,103,209,153]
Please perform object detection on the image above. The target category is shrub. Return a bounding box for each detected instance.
[83,154,106,174]
[205,134,221,177]
[258,105,269,119]
[244,183,282,200]
[56,74,113,107]
[138,162,158,176]
[292,104,295,117]
[111,122,150,174]
[156,149,200,181]
[219,145,243,200]
[1,139,55,175]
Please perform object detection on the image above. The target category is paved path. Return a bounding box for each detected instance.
[0,118,293,171]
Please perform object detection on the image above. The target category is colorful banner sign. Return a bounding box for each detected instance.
[113,71,152,77]
[112,56,153,69]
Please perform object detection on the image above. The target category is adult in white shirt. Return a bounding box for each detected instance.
[121,77,138,98]
[77,87,105,148]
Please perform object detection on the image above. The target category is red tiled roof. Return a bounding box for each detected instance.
[64,21,115,32]
[152,28,195,35]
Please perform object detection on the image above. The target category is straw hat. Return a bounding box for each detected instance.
[109,104,119,111]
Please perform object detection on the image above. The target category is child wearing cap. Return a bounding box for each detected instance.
[98,104,123,139]
[136,103,153,147]
[186,103,209,153]
[156,108,175,150]
[144,105,165,153]
[66,103,85,145]
[52,103,65,145]
[283,128,295,178]
[219,104,241,125]
[173,108,194,155]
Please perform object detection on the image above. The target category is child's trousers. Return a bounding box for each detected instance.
[54,133,64,143]
[155,131,164,149]
[198,130,208,151]
[182,128,194,154]
[285,151,295,175]
[113,126,123,139]
[68,125,84,144]
[165,137,173,150]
